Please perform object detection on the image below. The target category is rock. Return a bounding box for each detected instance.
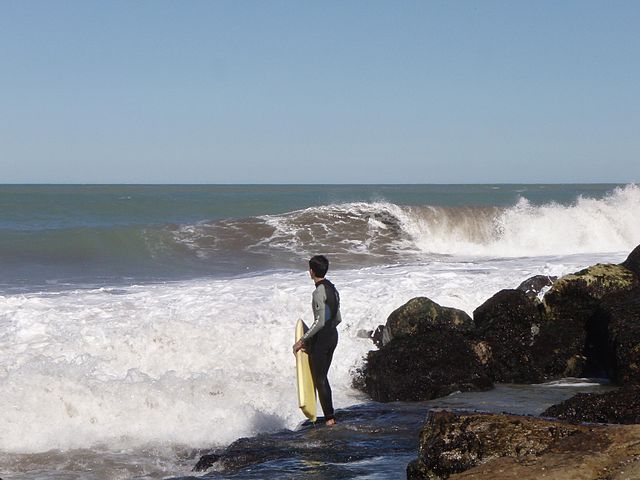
[407,410,640,480]
[447,426,640,479]
[193,402,426,475]
[383,297,473,345]
[622,243,640,278]
[545,263,637,303]
[600,285,640,385]
[407,411,589,479]
[541,262,640,382]
[472,247,640,385]
[542,385,640,424]
[473,289,545,383]
[193,453,221,472]
[361,330,492,402]
[371,324,385,348]
[516,274,557,300]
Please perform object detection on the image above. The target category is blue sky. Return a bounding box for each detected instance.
[1,1,639,183]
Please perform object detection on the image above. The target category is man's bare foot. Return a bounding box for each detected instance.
[325,418,336,427]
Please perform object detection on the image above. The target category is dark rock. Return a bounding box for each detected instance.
[541,262,640,382]
[516,274,557,299]
[472,247,640,385]
[622,243,640,278]
[371,324,385,348]
[408,411,590,479]
[409,410,640,480]
[383,297,473,345]
[542,385,640,424]
[601,285,640,385]
[361,330,492,402]
[473,289,545,383]
[193,453,221,472]
[193,402,426,475]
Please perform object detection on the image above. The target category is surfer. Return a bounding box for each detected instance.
[293,255,342,426]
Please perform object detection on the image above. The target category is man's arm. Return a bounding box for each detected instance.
[301,284,326,343]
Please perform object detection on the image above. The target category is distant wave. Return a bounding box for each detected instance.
[1,184,639,280]
[175,183,640,260]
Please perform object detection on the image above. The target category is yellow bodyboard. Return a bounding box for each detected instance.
[295,319,317,422]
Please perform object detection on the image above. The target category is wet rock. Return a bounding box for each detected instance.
[193,402,426,475]
[542,385,640,424]
[382,297,473,346]
[600,284,640,385]
[622,243,640,278]
[516,274,557,300]
[193,453,221,472]
[541,261,640,382]
[361,329,492,402]
[473,289,545,383]
[407,411,589,479]
[371,324,385,348]
[445,426,640,480]
[407,411,640,480]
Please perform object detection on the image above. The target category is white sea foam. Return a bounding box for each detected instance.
[224,184,640,261]
[402,184,640,257]
[0,251,626,455]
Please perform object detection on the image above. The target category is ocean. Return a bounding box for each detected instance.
[1,183,639,479]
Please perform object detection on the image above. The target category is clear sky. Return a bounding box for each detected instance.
[1,0,639,184]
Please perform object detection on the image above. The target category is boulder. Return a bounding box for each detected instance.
[516,274,557,300]
[600,285,640,385]
[407,410,640,480]
[473,289,545,383]
[407,411,588,479]
[622,243,640,278]
[382,297,473,346]
[542,385,640,425]
[541,262,640,382]
[361,330,492,402]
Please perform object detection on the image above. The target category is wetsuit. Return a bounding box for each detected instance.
[301,279,341,421]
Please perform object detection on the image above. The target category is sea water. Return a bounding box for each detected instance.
[0,184,638,479]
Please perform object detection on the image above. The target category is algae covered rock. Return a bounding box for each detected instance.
[382,297,473,345]
[407,411,588,479]
[541,261,640,382]
[544,263,637,304]
[408,411,640,480]
[543,385,640,425]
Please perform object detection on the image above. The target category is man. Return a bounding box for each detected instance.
[292,255,342,426]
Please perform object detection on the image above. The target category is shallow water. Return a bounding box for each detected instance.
[0,381,612,480]
[180,380,614,480]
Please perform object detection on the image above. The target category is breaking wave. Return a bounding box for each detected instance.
[175,183,640,260]
[1,184,639,286]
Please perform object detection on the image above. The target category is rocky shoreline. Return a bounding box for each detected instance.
[194,244,640,479]
[407,409,640,480]
[363,243,640,479]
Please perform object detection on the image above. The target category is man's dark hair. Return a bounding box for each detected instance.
[309,255,329,278]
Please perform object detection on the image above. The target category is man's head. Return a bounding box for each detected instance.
[309,255,329,279]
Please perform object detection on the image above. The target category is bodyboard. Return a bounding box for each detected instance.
[295,319,317,422]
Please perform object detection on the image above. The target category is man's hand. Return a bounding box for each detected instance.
[292,340,305,355]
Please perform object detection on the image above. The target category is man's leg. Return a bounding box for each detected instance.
[310,346,334,421]
[310,335,337,423]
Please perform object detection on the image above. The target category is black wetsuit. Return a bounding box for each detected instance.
[302,279,341,421]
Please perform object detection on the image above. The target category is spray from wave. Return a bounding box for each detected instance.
[394,183,640,257]
[190,183,639,260]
